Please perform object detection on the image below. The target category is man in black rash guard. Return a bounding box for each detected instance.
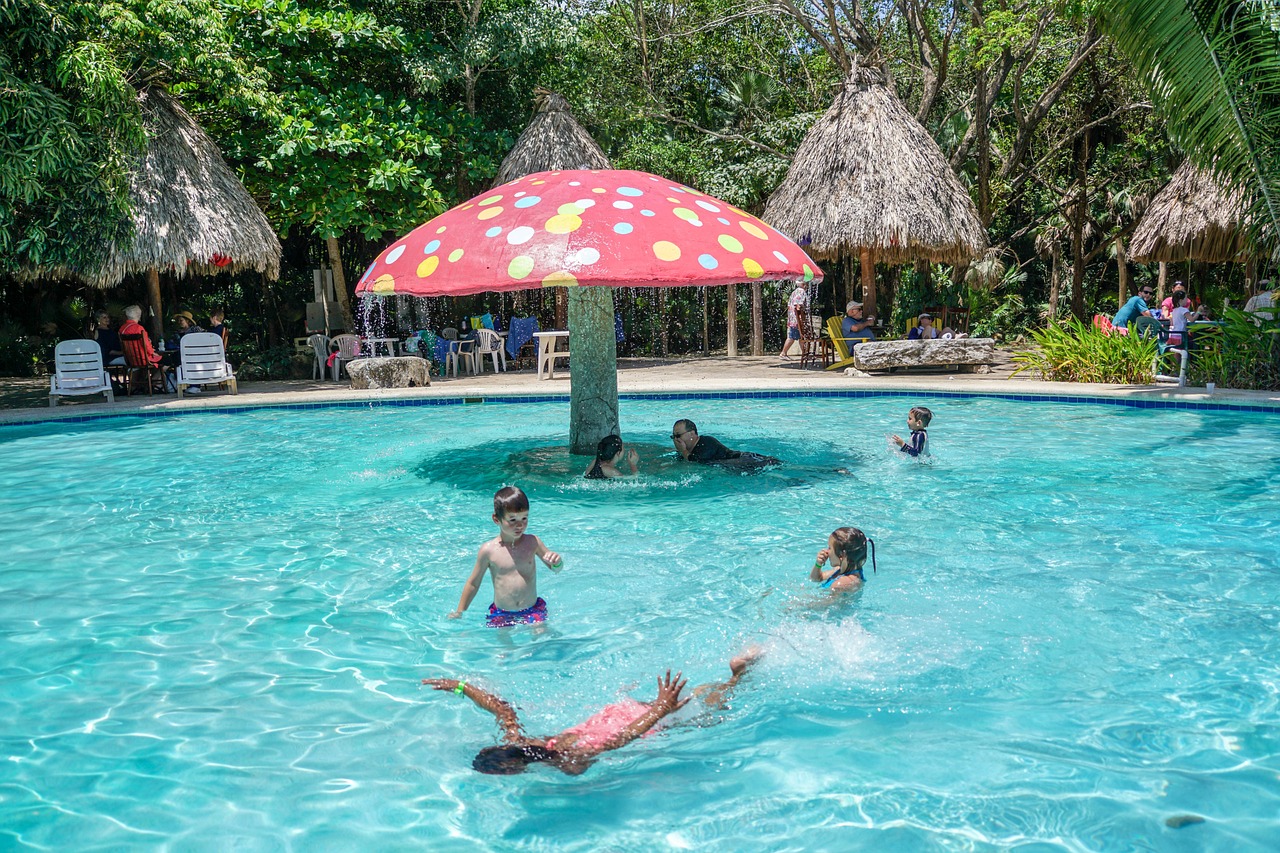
[670,419,780,469]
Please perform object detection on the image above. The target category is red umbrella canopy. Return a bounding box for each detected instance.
[355,169,823,297]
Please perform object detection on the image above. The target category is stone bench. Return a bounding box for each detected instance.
[845,338,997,375]
[346,357,430,389]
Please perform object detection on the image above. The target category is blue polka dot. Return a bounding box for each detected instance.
[717,217,730,225]
[698,254,719,270]
[424,240,441,253]
[485,226,502,237]
[514,196,541,208]
[613,222,633,234]
[360,262,375,283]
[641,209,655,217]
[617,187,644,197]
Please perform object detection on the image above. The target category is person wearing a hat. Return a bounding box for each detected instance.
[908,312,940,340]
[161,310,206,381]
[840,301,876,349]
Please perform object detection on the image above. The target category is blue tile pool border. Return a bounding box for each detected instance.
[4,387,1278,431]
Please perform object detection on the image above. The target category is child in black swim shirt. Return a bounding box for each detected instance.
[891,406,932,457]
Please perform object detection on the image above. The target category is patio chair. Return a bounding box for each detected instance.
[824,316,861,371]
[330,333,361,381]
[473,328,507,374]
[794,304,822,369]
[307,333,331,380]
[120,332,169,395]
[1135,316,1187,386]
[49,339,114,406]
[175,332,238,397]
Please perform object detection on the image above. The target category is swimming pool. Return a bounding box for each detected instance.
[1,394,1277,850]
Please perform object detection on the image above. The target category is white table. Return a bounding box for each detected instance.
[364,337,399,357]
[533,330,570,380]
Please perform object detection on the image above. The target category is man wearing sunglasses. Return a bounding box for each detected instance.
[1113,285,1157,329]
[671,419,779,469]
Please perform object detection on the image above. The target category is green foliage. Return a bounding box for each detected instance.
[1188,308,1280,390]
[1012,318,1157,383]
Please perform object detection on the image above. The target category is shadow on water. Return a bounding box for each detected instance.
[411,439,857,502]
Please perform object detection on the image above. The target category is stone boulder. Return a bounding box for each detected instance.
[346,357,430,389]
[847,338,997,373]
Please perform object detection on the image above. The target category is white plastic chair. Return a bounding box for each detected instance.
[307,333,330,380]
[473,329,507,374]
[175,332,237,397]
[330,334,361,381]
[49,339,114,406]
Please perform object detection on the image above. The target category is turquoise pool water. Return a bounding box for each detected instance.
[1,395,1278,851]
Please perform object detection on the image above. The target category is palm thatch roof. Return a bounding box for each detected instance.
[30,86,281,287]
[1128,160,1249,263]
[494,91,610,185]
[762,65,986,265]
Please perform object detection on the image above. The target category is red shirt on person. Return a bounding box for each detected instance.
[119,319,162,366]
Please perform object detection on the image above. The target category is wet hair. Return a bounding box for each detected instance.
[909,406,933,427]
[830,526,876,573]
[493,486,529,520]
[674,418,697,435]
[597,434,623,461]
[472,744,555,775]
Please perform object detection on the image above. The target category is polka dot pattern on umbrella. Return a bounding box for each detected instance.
[356,169,822,297]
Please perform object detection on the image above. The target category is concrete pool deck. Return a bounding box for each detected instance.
[4,354,1279,425]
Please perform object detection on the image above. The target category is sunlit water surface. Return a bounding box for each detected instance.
[1,395,1278,851]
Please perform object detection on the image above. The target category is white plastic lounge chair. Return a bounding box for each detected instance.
[307,333,331,380]
[330,334,361,382]
[49,339,114,406]
[473,328,507,374]
[175,332,238,397]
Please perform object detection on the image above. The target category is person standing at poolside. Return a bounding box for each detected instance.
[449,486,562,627]
[1113,285,1156,329]
[779,283,810,361]
[671,419,780,469]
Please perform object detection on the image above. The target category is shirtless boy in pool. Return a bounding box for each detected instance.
[448,486,562,627]
[423,650,761,775]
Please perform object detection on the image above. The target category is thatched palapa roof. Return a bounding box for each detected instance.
[763,65,986,265]
[494,91,610,185]
[1128,160,1249,263]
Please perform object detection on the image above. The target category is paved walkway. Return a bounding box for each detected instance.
[6,354,1278,425]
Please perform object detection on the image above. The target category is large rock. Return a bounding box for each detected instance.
[849,338,997,372]
[346,357,430,389]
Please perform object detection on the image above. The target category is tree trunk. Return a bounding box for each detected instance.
[1115,236,1130,305]
[1069,133,1089,320]
[750,282,763,355]
[1047,246,1061,319]
[702,287,709,354]
[326,236,355,331]
[860,248,877,318]
[726,284,738,356]
[567,288,620,456]
[146,268,164,340]
[1157,261,1167,301]
[844,254,856,307]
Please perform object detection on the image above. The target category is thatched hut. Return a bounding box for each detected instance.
[29,86,281,337]
[1129,161,1249,264]
[763,64,985,317]
[495,91,610,184]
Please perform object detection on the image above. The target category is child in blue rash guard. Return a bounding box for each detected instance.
[449,486,563,626]
[810,527,876,592]
[892,406,932,458]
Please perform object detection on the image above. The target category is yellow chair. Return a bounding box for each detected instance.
[824,316,861,371]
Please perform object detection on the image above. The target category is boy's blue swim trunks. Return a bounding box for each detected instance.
[487,597,547,627]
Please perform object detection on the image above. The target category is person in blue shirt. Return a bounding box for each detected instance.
[841,301,876,348]
[1113,286,1155,328]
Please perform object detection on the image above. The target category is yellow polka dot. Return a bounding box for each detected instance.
[740,221,768,240]
[718,234,744,253]
[672,207,699,221]
[684,187,704,196]
[542,270,579,286]
[448,249,464,262]
[592,187,606,194]
[667,197,681,204]
[372,274,396,294]
[545,214,583,234]
[508,256,535,279]
[417,256,439,278]
[653,241,681,261]
[458,203,474,211]
[478,194,503,206]
[557,202,585,215]
[531,180,546,185]
[742,258,764,279]
[477,206,503,220]
[436,226,447,234]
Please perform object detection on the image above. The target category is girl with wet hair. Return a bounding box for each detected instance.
[584,434,639,480]
[810,526,876,591]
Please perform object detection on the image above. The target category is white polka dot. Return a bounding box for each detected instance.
[696,200,722,213]
[386,245,406,264]
[613,200,634,210]
[507,226,535,245]
[773,250,789,263]
[571,248,601,266]
[515,191,527,197]
[575,199,596,209]
[569,181,581,186]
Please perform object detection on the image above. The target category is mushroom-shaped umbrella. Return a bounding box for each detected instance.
[356,169,821,297]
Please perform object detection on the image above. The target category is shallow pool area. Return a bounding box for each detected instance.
[2,393,1278,850]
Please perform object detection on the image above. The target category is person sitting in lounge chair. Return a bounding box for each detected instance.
[841,301,876,349]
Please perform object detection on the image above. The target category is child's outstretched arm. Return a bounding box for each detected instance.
[584,671,688,757]
[449,550,489,618]
[423,678,524,742]
[533,536,563,572]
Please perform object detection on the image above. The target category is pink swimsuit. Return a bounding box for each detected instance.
[547,699,650,751]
